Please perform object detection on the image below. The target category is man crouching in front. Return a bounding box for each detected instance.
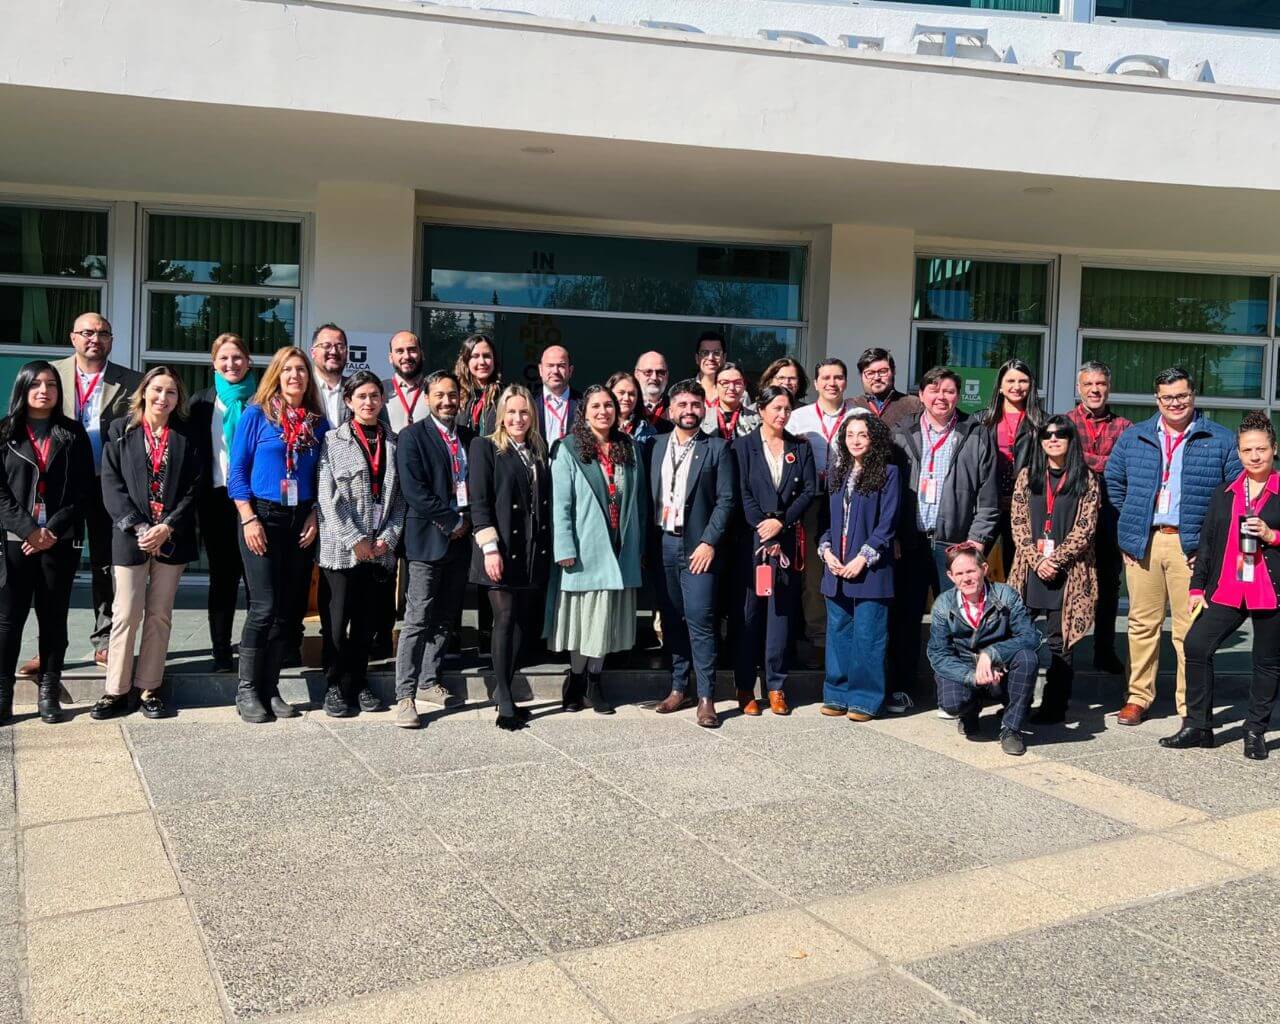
[927,543,1047,756]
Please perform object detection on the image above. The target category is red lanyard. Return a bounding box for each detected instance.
[597,443,621,531]
[1044,471,1066,534]
[961,593,985,630]
[818,406,845,448]
[393,377,422,422]
[867,395,887,418]
[1080,408,1105,453]
[75,372,102,418]
[647,401,666,424]
[435,423,461,477]
[544,396,568,434]
[352,424,384,499]
[620,419,635,436]
[143,421,170,498]
[280,404,310,477]
[470,400,485,430]
[25,427,51,496]
[923,416,956,475]
[1162,428,1188,485]
[716,406,741,441]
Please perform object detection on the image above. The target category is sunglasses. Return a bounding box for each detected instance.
[1040,430,1070,441]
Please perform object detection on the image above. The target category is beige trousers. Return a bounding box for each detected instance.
[1124,529,1192,714]
[105,560,186,696]
[800,501,825,642]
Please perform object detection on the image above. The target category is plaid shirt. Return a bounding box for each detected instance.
[918,415,960,534]
[1068,404,1132,476]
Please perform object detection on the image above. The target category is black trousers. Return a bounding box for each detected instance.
[198,486,247,651]
[1185,601,1280,733]
[86,483,113,651]
[1028,606,1074,715]
[323,563,385,690]
[0,539,79,678]
[237,499,316,686]
[1093,519,1123,661]
[889,540,952,689]
[486,586,533,716]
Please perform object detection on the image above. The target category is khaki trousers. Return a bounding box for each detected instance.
[106,561,186,695]
[1124,529,1192,714]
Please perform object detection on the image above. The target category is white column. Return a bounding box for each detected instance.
[108,201,138,368]
[310,183,416,376]
[813,223,915,386]
[1052,254,1083,413]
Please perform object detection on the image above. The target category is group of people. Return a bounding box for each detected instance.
[0,312,1275,762]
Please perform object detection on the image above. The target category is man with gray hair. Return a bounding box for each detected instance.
[1061,361,1132,706]
[634,350,670,423]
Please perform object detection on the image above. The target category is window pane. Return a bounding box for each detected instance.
[1083,336,1264,399]
[149,293,295,356]
[0,206,108,278]
[422,308,799,396]
[1080,267,1269,336]
[1097,1,1280,31]
[1110,404,1273,435]
[143,362,214,406]
[913,258,1048,325]
[0,284,103,346]
[424,226,805,321]
[147,216,301,288]
[883,0,1057,8]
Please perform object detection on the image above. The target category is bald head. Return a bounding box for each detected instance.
[635,350,669,404]
[70,312,113,369]
[539,345,572,396]
[388,331,422,380]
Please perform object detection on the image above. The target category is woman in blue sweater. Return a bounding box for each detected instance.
[227,346,328,723]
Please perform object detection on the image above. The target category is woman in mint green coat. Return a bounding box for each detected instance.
[546,384,646,715]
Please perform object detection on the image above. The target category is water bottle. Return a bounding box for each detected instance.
[1241,493,1259,556]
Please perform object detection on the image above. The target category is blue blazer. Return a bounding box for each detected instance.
[395,418,474,563]
[646,431,738,561]
[818,463,899,600]
[734,428,816,567]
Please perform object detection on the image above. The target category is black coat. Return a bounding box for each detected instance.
[1191,476,1280,600]
[734,428,817,566]
[396,418,475,564]
[467,436,551,589]
[0,419,94,578]
[101,418,203,566]
[188,387,223,498]
[646,431,738,561]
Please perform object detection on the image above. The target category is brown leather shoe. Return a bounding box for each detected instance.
[655,690,696,714]
[768,691,790,716]
[18,655,40,677]
[737,690,762,716]
[94,649,109,668]
[820,705,846,717]
[847,711,873,722]
[696,697,720,728]
[1117,702,1146,726]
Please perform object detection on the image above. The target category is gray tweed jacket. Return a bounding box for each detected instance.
[316,422,406,572]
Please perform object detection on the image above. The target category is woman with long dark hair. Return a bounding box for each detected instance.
[546,384,646,713]
[608,370,660,455]
[818,411,901,719]
[92,366,202,720]
[189,332,256,672]
[1008,414,1098,725]
[733,386,816,715]
[227,346,328,724]
[456,333,503,436]
[756,357,809,402]
[469,385,552,730]
[981,359,1045,573]
[0,361,94,724]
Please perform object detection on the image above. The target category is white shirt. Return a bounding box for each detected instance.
[386,374,429,434]
[788,399,857,478]
[659,434,698,531]
[762,437,785,488]
[542,390,570,445]
[211,398,228,488]
[75,366,106,471]
[317,376,346,430]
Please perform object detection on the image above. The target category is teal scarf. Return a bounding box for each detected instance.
[214,372,256,450]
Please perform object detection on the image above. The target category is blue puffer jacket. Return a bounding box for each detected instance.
[1104,413,1241,560]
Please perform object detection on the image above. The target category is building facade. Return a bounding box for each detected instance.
[3,0,1280,426]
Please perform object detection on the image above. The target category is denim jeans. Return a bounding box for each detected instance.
[823,595,890,715]
[657,531,718,699]
[394,541,469,700]
[935,646,1039,733]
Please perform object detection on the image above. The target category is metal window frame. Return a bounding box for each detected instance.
[808,0,1067,21]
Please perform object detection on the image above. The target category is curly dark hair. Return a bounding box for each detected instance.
[569,384,635,466]
[827,410,893,496]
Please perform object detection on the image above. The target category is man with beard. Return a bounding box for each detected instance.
[849,347,923,430]
[382,331,431,433]
[635,350,670,424]
[393,371,474,726]
[650,380,738,729]
[311,323,352,429]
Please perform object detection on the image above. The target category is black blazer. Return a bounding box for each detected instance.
[1191,477,1280,599]
[396,418,475,564]
[188,386,222,498]
[101,417,203,566]
[467,436,551,589]
[0,419,94,553]
[533,387,581,441]
[734,428,817,565]
[646,431,738,560]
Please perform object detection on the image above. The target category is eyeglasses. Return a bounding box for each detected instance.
[1156,392,1194,407]
[636,368,667,376]
[719,379,746,390]
[74,329,112,339]
[862,368,893,379]
[313,342,347,353]
[697,349,723,359]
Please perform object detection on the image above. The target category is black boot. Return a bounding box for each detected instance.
[263,636,299,719]
[235,646,272,724]
[1159,722,1215,749]
[561,671,586,712]
[210,610,236,673]
[586,673,615,715]
[37,674,63,724]
[0,676,13,725]
[1244,730,1269,761]
[212,643,235,674]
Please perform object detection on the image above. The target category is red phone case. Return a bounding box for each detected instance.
[755,562,774,597]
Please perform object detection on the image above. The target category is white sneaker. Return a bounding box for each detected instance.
[885,692,914,715]
[935,708,957,720]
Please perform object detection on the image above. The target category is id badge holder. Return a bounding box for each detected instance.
[280,478,299,507]
[661,504,673,531]
[1241,557,1256,583]
[455,479,469,509]
[1157,488,1171,515]
[921,476,938,504]
[1037,537,1055,558]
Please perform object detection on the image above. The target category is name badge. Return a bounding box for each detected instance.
[921,475,938,504]
[280,478,299,507]
[455,480,469,508]
[372,499,385,530]
[1240,557,1256,583]
[662,504,681,531]
[1036,538,1055,558]
[1157,488,1171,515]
[33,502,46,527]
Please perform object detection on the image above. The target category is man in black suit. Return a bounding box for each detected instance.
[392,370,474,727]
[650,380,738,728]
[533,345,580,448]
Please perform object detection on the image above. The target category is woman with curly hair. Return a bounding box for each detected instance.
[456,333,503,435]
[818,410,902,720]
[1007,414,1098,725]
[545,384,646,714]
